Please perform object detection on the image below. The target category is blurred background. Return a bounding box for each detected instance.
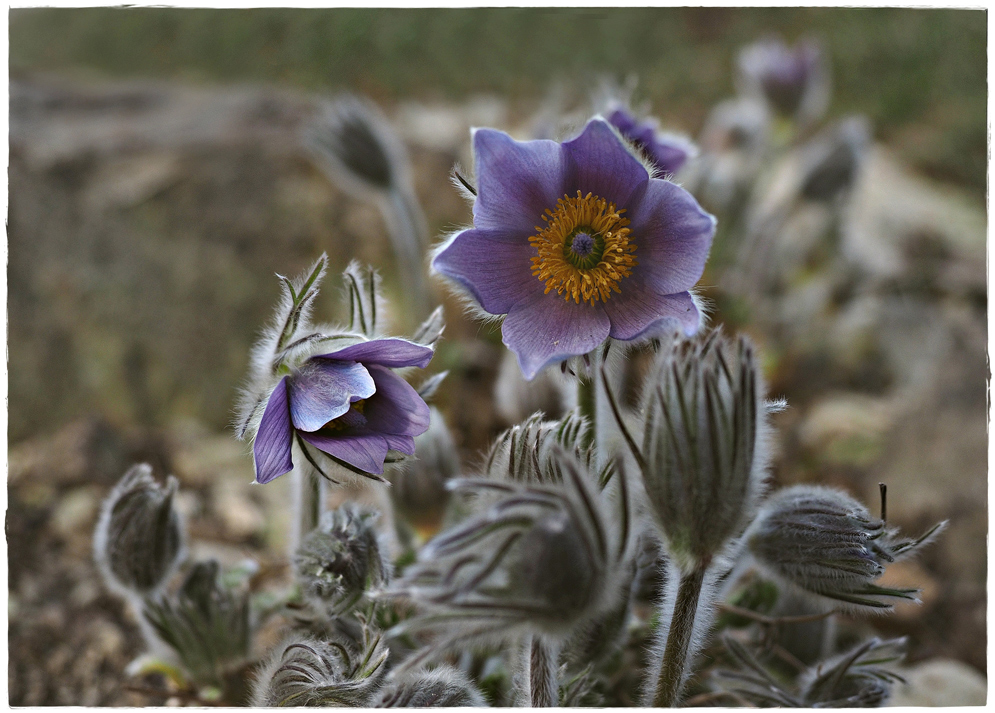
[8,7,987,705]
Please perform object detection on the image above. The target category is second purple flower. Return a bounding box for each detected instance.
[433,118,716,379]
[253,338,433,484]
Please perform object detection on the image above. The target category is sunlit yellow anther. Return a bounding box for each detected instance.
[528,190,637,306]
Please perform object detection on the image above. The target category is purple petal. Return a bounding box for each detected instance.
[316,338,434,369]
[472,128,567,234]
[626,178,716,295]
[253,378,295,484]
[562,119,649,208]
[363,365,431,437]
[604,289,701,341]
[384,434,416,455]
[502,294,611,380]
[432,228,542,314]
[299,430,390,476]
[288,360,375,433]
[645,137,693,176]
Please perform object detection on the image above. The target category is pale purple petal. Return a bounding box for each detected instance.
[363,365,431,437]
[626,178,716,295]
[472,128,567,234]
[288,359,375,433]
[316,338,434,369]
[253,378,295,484]
[562,119,649,207]
[432,228,542,314]
[502,294,611,380]
[603,289,701,341]
[299,430,390,476]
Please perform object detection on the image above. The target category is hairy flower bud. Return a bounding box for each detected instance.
[612,331,767,573]
[252,632,389,707]
[389,408,459,543]
[385,447,630,672]
[294,506,388,617]
[93,463,185,596]
[143,560,251,685]
[716,634,906,707]
[746,485,945,610]
[484,409,611,487]
[373,665,486,707]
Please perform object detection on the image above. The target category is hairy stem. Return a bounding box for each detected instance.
[528,635,560,707]
[653,566,707,707]
[290,462,324,556]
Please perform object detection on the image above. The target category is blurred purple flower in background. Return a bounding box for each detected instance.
[737,36,829,124]
[433,118,715,379]
[253,338,433,483]
[606,107,697,176]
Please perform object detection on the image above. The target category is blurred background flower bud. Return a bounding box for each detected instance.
[304,94,431,320]
[746,484,945,611]
[373,665,486,707]
[626,331,767,573]
[142,559,252,686]
[294,505,388,617]
[93,463,185,596]
[737,36,830,127]
[388,407,460,545]
[251,632,389,707]
[798,115,871,204]
[493,349,575,427]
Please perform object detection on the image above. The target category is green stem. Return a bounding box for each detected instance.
[653,566,707,707]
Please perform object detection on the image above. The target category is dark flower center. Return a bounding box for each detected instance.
[320,399,368,433]
[564,230,606,270]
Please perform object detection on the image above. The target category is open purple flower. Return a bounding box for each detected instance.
[606,108,696,176]
[737,37,827,122]
[432,118,715,380]
[253,338,433,484]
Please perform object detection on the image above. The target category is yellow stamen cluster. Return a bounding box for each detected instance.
[529,191,637,305]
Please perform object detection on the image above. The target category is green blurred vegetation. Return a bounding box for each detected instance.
[10,7,987,199]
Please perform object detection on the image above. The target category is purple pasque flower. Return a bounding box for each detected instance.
[606,108,696,176]
[432,118,715,380]
[253,338,433,484]
[737,36,826,120]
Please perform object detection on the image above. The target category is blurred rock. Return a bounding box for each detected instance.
[887,659,986,706]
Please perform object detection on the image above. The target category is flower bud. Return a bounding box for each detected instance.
[294,506,388,616]
[374,665,486,707]
[618,331,766,573]
[252,633,389,707]
[389,408,459,543]
[484,409,608,486]
[386,447,630,670]
[93,463,185,596]
[800,637,906,706]
[716,633,905,707]
[746,485,945,610]
[798,116,870,203]
[142,560,251,685]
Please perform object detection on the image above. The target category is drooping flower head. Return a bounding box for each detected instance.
[737,36,829,125]
[253,338,433,484]
[606,108,697,177]
[433,118,715,380]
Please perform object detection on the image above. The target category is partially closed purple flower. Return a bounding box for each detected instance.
[433,118,715,380]
[606,108,696,176]
[253,338,432,484]
[737,36,828,123]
